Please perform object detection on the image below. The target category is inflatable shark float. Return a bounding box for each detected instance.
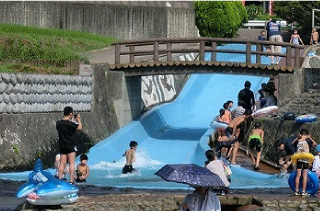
[17,159,78,205]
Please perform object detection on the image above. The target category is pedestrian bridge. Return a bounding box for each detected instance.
[108,37,304,77]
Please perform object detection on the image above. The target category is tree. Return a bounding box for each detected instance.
[274,1,320,33]
[194,1,248,38]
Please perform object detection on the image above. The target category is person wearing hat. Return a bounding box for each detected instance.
[265,81,278,107]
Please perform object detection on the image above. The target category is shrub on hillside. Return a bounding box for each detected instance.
[246,4,264,20]
[274,1,320,33]
[194,1,248,38]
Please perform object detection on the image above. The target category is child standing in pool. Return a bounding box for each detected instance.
[75,154,90,183]
[122,141,138,174]
[292,129,317,196]
[247,122,264,170]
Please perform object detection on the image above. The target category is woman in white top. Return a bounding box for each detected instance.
[205,150,230,189]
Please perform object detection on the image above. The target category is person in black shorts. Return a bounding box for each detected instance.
[122,141,138,174]
[225,109,252,164]
[56,106,82,184]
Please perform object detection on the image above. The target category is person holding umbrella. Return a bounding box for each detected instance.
[180,187,221,211]
[155,164,224,211]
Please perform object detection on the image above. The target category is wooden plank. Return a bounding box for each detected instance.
[256,44,261,65]
[246,42,251,64]
[286,46,291,67]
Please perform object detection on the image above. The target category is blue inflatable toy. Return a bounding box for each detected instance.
[295,114,317,123]
[288,170,319,195]
[17,159,79,205]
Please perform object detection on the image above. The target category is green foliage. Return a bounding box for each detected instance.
[246,4,264,20]
[11,145,19,154]
[0,23,117,74]
[194,1,248,38]
[274,1,320,33]
[255,14,281,21]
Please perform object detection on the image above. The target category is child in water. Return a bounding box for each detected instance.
[122,141,138,174]
[247,122,264,170]
[75,154,90,183]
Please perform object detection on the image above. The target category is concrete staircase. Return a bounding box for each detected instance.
[279,89,320,116]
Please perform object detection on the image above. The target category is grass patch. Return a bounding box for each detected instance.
[0,23,118,74]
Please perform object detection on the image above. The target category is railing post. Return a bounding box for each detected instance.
[286,46,291,67]
[246,42,251,64]
[154,41,159,62]
[199,40,205,61]
[256,44,261,65]
[167,43,172,62]
[129,46,135,63]
[211,42,217,62]
[115,44,121,64]
[294,47,300,67]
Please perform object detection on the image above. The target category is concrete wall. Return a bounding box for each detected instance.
[0,1,198,40]
[0,65,119,171]
[278,68,304,107]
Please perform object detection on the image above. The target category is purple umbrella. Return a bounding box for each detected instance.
[155,164,225,188]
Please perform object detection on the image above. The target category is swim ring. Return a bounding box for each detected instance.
[251,106,278,117]
[295,114,317,123]
[210,121,228,130]
[291,152,315,166]
[288,170,319,195]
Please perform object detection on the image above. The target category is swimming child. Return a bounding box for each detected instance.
[290,29,304,45]
[75,154,90,183]
[292,129,317,196]
[246,122,264,170]
[310,27,319,46]
[122,141,138,174]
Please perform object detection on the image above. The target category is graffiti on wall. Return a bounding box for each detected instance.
[141,74,176,108]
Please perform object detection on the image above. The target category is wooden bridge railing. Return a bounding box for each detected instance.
[112,37,305,68]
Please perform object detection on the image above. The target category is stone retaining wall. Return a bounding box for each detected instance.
[0,1,198,40]
[0,73,92,114]
[0,66,119,171]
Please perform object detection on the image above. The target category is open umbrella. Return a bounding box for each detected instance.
[155,164,225,188]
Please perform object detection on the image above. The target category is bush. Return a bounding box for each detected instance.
[246,4,264,20]
[274,1,320,33]
[194,1,248,38]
